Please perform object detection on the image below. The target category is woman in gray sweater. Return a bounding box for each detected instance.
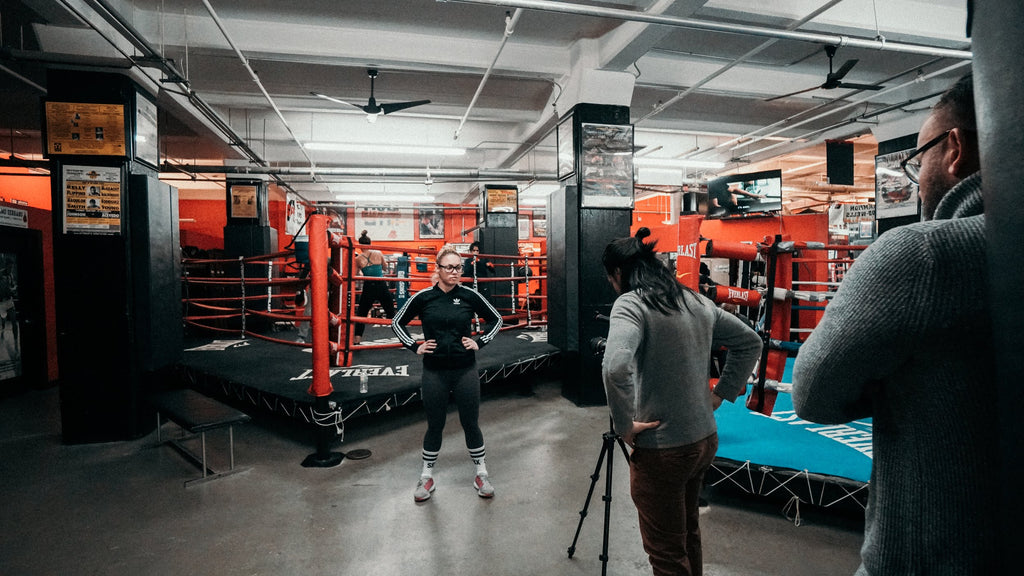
[602,228,762,576]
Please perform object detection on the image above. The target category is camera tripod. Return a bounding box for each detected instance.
[567,418,632,575]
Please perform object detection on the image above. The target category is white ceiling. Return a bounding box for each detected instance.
[0,0,971,209]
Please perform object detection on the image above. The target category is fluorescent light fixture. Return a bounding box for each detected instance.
[633,157,725,169]
[335,194,435,203]
[305,142,466,156]
[520,196,549,206]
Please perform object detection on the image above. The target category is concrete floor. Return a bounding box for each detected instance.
[0,375,864,575]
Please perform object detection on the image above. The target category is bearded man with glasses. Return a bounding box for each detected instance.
[794,74,997,575]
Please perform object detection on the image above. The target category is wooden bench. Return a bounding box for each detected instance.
[151,389,252,487]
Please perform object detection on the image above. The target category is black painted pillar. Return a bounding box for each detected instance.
[46,70,181,443]
[548,104,633,405]
[973,1,1024,568]
[476,185,519,312]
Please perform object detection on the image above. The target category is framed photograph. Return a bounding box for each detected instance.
[557,115,575,181]
[518,216,531,240]
[532,218,547,238]
[229,184,258,219]
[418,208,444,239]
[580,123,634,209]
[874,150,919,219]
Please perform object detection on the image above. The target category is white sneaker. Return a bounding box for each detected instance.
[414,477,435,502]
[474,474,494,498]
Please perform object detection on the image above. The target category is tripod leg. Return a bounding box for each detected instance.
[616,436,631,462]
[567,436,610,558]
[600,433,616,576]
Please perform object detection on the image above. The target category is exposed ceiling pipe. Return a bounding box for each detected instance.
[697,56,949,156]
[162,163,554,180]
[78,0,267,167]
[198,0,318,173]
[0,62,46,93]
[736,60,970,160]
[444,0,972,59]
[635,0,847,125]
[453,8,524,140]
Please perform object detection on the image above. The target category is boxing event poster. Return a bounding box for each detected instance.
[61,165,122,235]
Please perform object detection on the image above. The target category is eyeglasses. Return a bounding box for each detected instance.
[900,129,952,184]
[438,264,463,273]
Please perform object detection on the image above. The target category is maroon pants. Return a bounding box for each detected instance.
[629,433,718,576]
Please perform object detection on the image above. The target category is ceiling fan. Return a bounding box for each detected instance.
[765,45,884,102]
[311,68,431,123]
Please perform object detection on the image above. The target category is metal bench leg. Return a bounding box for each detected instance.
[201,432,208,479]
[229,426,235,470]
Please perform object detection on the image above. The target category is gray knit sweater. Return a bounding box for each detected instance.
[793,172,998,575]
[603,289,762,449]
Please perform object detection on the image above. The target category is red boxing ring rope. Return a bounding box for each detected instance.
[182,233,549,373]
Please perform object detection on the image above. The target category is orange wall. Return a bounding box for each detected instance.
[0,172,51,210]
[0,171,58,381]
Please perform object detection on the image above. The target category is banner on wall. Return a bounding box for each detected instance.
[62,165,122,235]
[286,193,306,237]
[355,207,415,242]
[829,203,875,244]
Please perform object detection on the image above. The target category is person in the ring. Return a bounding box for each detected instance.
[392,245,503,502]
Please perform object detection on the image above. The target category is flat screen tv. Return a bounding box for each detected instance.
[705,169,783,219]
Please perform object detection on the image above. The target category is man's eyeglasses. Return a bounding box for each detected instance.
[438,264,463,273]
[900,129,952,184]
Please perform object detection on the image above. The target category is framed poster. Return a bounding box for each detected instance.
[355,207,415,241]
[134,93,159,169]
[418,209,444,239]
[532,217,547,237]
[874,150,919,219]
[44,101,127,157]
[557,115,575,181]
[485,187,518,213]
[62,165,122,235]
[229,184,258,219]
[580,123,634,209]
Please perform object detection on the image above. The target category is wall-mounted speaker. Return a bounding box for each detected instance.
[826,140,855,186]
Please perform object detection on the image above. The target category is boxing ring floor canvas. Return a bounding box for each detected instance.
[178,325,559,426]
[709,359,872,509]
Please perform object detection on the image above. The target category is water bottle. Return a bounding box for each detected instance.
[359,373,368,394]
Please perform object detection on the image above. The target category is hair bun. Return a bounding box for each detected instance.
[634,227,652,240]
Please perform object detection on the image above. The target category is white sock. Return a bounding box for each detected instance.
[421,448,439,479]
[469,445,487,476]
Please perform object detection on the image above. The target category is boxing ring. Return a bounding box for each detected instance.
[179,214,557,446]
[703,237,872,513]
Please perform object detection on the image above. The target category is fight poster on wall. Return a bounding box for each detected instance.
[355,207,415,242]
[285,192,306,236]
[61,165,122,235]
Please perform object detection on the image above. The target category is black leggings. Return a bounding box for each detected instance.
[354,280,395,337]
[420,364,483,453]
